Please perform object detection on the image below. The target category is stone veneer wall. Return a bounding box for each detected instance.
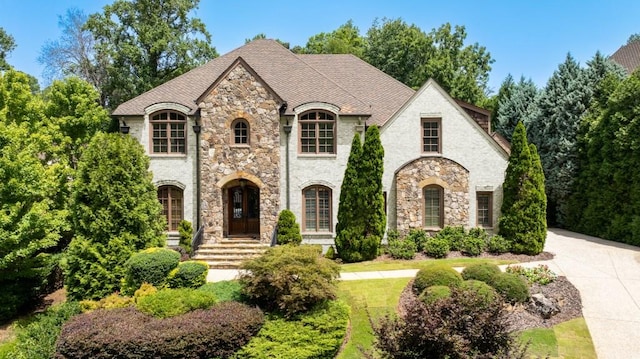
[395,157,469,233]
[198,64,280,243]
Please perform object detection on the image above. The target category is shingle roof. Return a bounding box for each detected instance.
[113,39,413,125]
[610,40,640,74]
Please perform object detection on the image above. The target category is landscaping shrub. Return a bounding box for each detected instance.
[121,247,180,295]
[413,266,462,294]
[492,272,530,304]
[79,292,133,312]
[324,245,336,260]
[135,288,217,318]
[406,228,428,252]
[488,234,511,254]
[460,235,487,256]
[133,282,158,302]
[423,236,450,258]
[7,301,81,359]
[236,300,349,359]
[177,220,193,254]
[468,227,489,242]
[418,285,452,305]
[387,238,416,259]
[386,229,400,243]
[167,260,208,289]
[460,280,498,308]
[55,302,264,359]
[372,289,526,359]
[461,263,502,284]
[506,264,557,285]
[240,245,340,317]
[435,225,467,251]
[198,280,244,302]
[276,209,303,245]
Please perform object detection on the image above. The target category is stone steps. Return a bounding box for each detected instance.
[193,238,269,269]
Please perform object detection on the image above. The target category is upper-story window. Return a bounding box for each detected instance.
[232,119,250,145]
[422,118,441,153]
[299,111,335,154]
[151,111,186,154]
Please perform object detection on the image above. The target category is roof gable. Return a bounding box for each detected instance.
[611,40,640,74]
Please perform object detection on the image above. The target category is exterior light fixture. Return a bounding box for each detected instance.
[120,120,130,134]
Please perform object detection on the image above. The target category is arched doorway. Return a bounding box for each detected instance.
[227,180,260,237]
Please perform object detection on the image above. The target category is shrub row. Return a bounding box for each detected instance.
[55,302,264,359]
[462,263,530,303]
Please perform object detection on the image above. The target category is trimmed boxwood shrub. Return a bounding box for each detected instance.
[460,235,487,256]
[423,236,450,258]
[55,302,264,359]
[461,263,502,284]
[460,280,497,308]
[492,272,530,304]
[121,247,180,295]
[240,245,339,317]
[418,285,452,305]
[413,266,462,294]
[435,226,467,251]
[167,260,208,289]
[387,238,416,259]
[135,288,217,318]
[406,228,428,252]
[236,300,349,359]
[198,281,244,303]
[488,235,511,254]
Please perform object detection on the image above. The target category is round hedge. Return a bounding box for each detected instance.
[460,280,497,308]
[413,266,462,294]
[121,247,180,295]
[460,236,487,256]
[492,272,530,304]
[167,261,208,289]
[423,237,450,258]
[419,285,452,305]
[461,263,502,284]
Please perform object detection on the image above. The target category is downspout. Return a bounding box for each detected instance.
[192,112,202,229]
[280,102,290,209]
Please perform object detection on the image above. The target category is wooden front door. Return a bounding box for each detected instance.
[228,185,260,236]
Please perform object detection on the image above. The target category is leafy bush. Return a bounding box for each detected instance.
[6,301,81,359]
[468,227,489,242]
[133,282,157,302]
[324,245,336,260]
[435,225,467,251]
[418,285,452,305]
[240,245,340,317]
[506,264,557,285]
[461,263,502,284]
[387,238,416,259]
[406,228,428,252]
[488,234,511,254]
[198,280,244,302]
[121,247,180,295]
[79,292,133,312]
[413,266,462,294]
[236,300,349,359]
[423,236,450,258]
[492,272,530,304]
[386,229,400,243]
[372,289,526,359]
[177,220,193,254]
[55,302,264,359]
[135,288,217,318]
[460,280,497,308]
[167,260,208,289]
[276,209,303,245]
[460,235,487,256]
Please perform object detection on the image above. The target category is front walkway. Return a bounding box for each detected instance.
[207,229,640,359]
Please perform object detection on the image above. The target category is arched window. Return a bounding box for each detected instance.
[302,185,332,232]
[299,110,335,154]
[232,119,250,145]
[157,186,183,231]
[150,111,186,154]
[424,185,444,228]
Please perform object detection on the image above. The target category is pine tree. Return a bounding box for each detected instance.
[499,122,547,254]
[494,76,538,141]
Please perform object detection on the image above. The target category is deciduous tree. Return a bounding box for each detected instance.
[0,27,16,71]
[298,20,365,57]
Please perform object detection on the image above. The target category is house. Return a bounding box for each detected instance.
[610,39,640,74]
[112,39,510,251]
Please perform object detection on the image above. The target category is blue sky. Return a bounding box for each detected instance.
[1,0,638,92]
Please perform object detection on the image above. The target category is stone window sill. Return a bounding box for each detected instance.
[297,154,337,159]
[231,144,250,149]
[150,154,188,158]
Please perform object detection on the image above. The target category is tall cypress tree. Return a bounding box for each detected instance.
[499,122,547,254]
[335,133,364,262]
[360,125,386,250]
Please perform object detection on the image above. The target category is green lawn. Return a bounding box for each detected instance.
[519,318,596,359]
[340,257,516,272]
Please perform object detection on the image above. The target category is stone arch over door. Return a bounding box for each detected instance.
[395,157,469,234]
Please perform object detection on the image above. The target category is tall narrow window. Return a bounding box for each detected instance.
[299,111,335,154]
[422,119,441,153]
[157,186,184,231]
[477,192,493,227]
[232,119,249,145]
[151,111,186,154]
[424,185,444,228]
[303,185,332,231]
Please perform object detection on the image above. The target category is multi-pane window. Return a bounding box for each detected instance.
[424,185,444,228]
[157,186,183,231]
[303,186,332,232]
[233,119,249,145]
[151,111,186,154]
[477,192,493,227]
[422,119,441,153]
[300,111,335,154]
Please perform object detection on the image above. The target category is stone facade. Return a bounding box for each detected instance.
[395,157,469,234]
[199,63,281,243]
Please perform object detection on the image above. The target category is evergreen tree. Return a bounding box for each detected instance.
[64,133,166,300]
[499,122,547,254]
[494,76,538,141]
[360,125,386,243]
[482,74,514,128]
[276,209,302,245]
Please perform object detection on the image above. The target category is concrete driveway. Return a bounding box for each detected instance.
[543,229,640,359]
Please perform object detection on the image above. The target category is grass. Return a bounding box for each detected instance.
[518,318,596,358]
[340,257,516,272]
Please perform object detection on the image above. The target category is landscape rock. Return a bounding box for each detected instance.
[528,293,560,319]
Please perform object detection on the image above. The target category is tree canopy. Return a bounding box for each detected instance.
[0,27,16,71]
[296,20,365,57]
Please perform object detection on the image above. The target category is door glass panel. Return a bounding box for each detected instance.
[247,187,260,219]
[233,188,243,219]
